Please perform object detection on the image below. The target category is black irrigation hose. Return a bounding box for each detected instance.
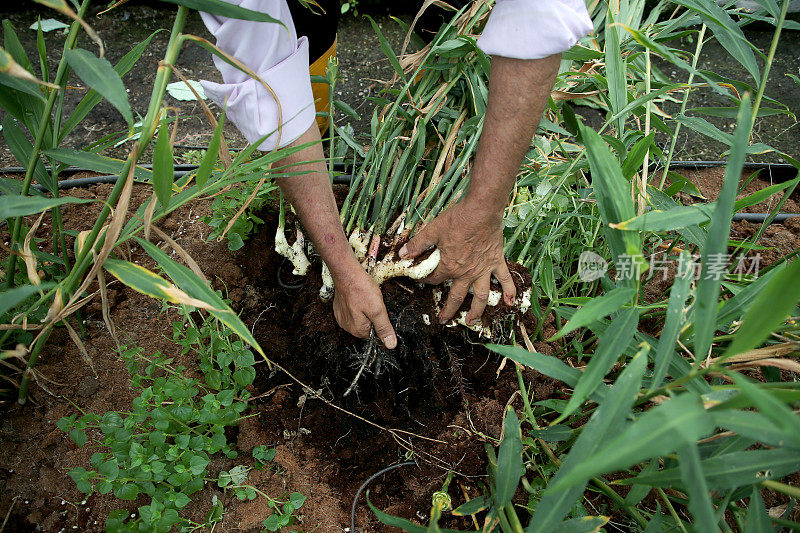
[350,461,417,533]
[276,258,306,290]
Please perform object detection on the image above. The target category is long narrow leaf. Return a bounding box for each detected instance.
[64,48,132,125]
[550,287,636,340]
[678,443,718,532]
[0,196,92,220]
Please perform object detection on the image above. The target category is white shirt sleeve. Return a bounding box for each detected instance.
[477,0,593,60]
[200,0,315,151]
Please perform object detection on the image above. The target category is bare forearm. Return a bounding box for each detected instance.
[465,54,561,216]
[274,126,361,281]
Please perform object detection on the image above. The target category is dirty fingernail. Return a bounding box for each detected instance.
[383,335,397,349]
[398,245,408,258]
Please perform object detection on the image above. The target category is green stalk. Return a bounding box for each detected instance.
[659,24,707,189]
[752,0,790,120]
[4,0,92,289]
[18,7,190,404]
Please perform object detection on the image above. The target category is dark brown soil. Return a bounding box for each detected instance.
[0,180,556,532]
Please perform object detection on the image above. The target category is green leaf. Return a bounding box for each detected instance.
[64,48,132,125]
[104,259,182,303]
[732,375,800,449]
[452,495,490,516]
[367,493,464,533]
[0,282,56,317]
[3,115,53,189]
[530,350,648,530]
[745,487,775,533]
[621,133,655,180]
[0,196,93,221]
[550,393,713,491]
[579,122,643,283]
[333,99,360,121]
[652,252,693,388]
[613,204,715,231]
[605,11,627,135]
[152,116,174,209]
[69,428,87,447]
[555,308,639,422]
[495,409,523,508]
[624,448,800,490]
[694,96,753,362]
[195,109,225,189]
[674,0,760,82]
[722,258,800,359]
[711,410,799,448]
[366,16,406,84]
[551,287,636,340]
[114,483,139,500]
[43,148,153,181]
[136,238,265,357]
[160,0,286,25]
[678,443,717,532]
[487,345,606,403]
[554,516,610,533]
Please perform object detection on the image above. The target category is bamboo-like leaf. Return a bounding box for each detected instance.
[61,31,161,140]
[104,259,211,309]
[2,116,53,190]
[160,0,286,26]
[152,114,175,209]
[652,252,693,388]
[694,96,753,362]
[550,287,636,340]
[333,99,360,121]
[366,493,463,533]
[605,11,626,136]
[732,375,800,449]
[195,109,225,189]
[678,443,718,532]
[623,447,800,490]
[0,196,92,220]
[556,308,639,422]
[579,123,644,282]
[43,148,153,181]
[674,0,760,82]
[32,0,104,56]
[745,487,776,533]
[135,238,264,357]
[0,282,56,318]
[550,393,713,491]
[722,258,800,360]
[711,410,799,449]
[495,408,523,508]
[64,49,132,125]
[621,133,655,180]
[529,350,648,530]
[554,516,610,533]
[0,45,57,89]
[612,204,714,231]
[366,16,407,84]
[487,345,607,403]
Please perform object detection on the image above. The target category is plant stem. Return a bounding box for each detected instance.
[4,0,92,288]
[762,480,800,499]
[18,7,189,404]
[657,488,689,533]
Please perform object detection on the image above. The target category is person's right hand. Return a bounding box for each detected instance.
[332,266,397,349]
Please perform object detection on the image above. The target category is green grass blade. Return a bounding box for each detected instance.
[555,307,639,423]
[160,0,285,26]
[745,487,776,533]
[623,448,800,490]
[43,148,152,181]
[64,48,132,125]
[652,252,693,388]
[549,393,713,491]
[721,258,800,360]
[711,410,800,449]
[366,16,407,84]
[678,443,718,532]
[529,350,648,531]
[0,282,56,317]
[550,287,636,340]
[605,10,627,136]
[136,238,264,357]
[195,109,225,189]
[732,375,800,449]
[495,408,523,509]
[152,116,175,209]
[694,95,753,362]
[0,195,92,219]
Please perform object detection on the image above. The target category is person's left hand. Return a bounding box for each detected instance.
[398,200,516,324]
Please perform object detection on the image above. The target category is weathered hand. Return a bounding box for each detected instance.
[332,265,397,349]
[399,200,516,324]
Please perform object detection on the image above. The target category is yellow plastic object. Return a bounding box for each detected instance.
[309,36,337,135]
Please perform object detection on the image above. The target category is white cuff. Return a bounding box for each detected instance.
[477,0,593,60]
[201,37,315,151]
